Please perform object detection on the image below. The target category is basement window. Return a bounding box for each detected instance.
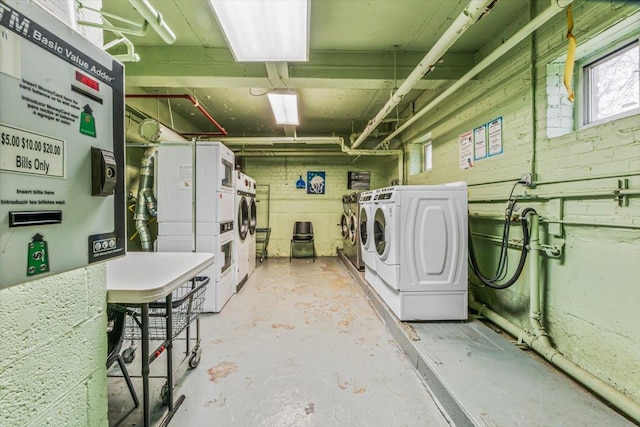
[581,41,639,126]
[408,132,432,176]
[423,142,433,172]
[546,14,640,138]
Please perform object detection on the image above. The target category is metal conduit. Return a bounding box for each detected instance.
[351,0,497,149]
[126,94,228,136]
[376,0,574,149]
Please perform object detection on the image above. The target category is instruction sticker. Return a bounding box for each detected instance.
[0,124,65,177]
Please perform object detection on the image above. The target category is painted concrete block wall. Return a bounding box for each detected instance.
[0,2,109,425]
[244,155,398,257]
[0,267,108,427]
[404,1,639,402]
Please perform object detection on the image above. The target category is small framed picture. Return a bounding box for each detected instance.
[347,171,370,190]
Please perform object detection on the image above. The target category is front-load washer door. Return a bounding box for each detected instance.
[359,206,370,251]
[249,198,257,235]
[349,212,357,245]
[237,196,249,242]
[373,206,388,259]
[340,213,350,239]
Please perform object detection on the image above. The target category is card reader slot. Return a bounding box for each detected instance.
[71,84,103,104]
[9,210,63,227]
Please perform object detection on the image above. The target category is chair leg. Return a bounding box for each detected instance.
[312,242,316,262]
[290,240,292,262]
[116,353,140,407]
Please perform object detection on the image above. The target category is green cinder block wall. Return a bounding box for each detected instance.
[403,1,640,402]
[244,155,398,257]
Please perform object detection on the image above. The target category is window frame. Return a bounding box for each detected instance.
[423,142,433,172]
[578,36,640,129]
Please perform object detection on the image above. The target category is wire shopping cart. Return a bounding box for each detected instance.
[255,228,271,262]
[114,276,209,405]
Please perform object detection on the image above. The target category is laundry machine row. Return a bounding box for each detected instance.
[155,141,237,313]
[235,171,257,292]
[360,183,468,321]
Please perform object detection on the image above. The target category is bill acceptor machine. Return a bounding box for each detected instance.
[0,1,126,289]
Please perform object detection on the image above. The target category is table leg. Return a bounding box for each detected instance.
[141,303,150,427]
[159,290,186,427]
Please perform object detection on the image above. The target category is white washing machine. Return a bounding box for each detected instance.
[344,192,363,270]
[371,182,468,321]
[235,171,256,291]
[340,193,352,253]
[156,141,236,312]
[359,190,384,290]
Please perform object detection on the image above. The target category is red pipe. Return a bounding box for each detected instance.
[126,94,228,136]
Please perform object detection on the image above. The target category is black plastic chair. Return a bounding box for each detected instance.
[290,221,316,262]
[107,305,139,408]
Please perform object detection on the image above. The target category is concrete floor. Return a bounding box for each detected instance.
[108,257,451,426]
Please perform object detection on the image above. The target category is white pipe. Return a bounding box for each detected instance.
[469,211,640,423]
[351,0,496,149]
[377,0,573,148]
[127,0,176,44]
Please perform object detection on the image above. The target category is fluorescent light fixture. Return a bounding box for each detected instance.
[209,0,309,62]
[267,91,299,125]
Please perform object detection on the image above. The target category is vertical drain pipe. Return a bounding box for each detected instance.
[470,212,640,423]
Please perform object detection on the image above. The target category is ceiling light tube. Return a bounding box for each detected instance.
[208,0,309,62]
[267,91,299,125]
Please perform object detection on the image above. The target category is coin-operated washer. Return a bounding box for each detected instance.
[0,1,126,289]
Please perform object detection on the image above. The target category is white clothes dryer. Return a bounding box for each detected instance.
[235,172,257,288]
[156,141,236,313]
[371,182,468,321]
[235,171,251,291]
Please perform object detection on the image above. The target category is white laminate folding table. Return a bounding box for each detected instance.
[107,252,214,427]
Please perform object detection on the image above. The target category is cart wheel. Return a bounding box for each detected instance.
[188,348,202,369]
[161,383,169,406]
[122,347,136,364]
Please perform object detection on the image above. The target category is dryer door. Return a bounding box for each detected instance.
[237,196,249,242]
[349,212,357,244]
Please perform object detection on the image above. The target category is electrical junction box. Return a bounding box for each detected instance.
[0,1,126,289]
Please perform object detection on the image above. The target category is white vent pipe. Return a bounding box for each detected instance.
[376,0,574,149]
[350,0,496,149]
[128,0,176,44]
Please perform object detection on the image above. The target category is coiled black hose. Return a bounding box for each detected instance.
[468,192,537,289]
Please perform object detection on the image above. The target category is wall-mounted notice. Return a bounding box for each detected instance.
[488,117,503,156]
[474,124,487,160]
[458,130,474,170]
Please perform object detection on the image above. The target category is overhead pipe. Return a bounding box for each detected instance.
[226,136,404,182]
[470,212,640,423]
[126,94,228,136]
[377,0,574,149]
[127,0,176,44]
[351,0,497,149]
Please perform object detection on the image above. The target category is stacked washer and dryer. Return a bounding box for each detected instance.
[156,141,236,313]
[360,183,468,321]
[235,171,257,291]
